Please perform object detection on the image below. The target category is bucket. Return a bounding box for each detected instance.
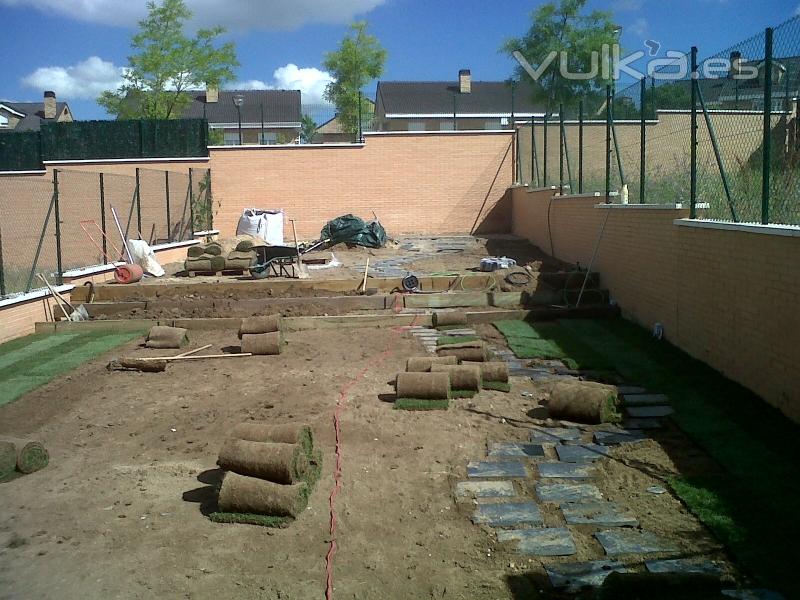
[114,263,144,284]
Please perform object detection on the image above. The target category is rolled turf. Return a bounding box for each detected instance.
[395,372,451,400]
[216,472,307,518]
[437,346,487,362]
[548,381,621,424]
[430,364,482,390]
[241,331,282,355]
[145,326,188,349]
[217,439,307,484]
[238,315,281,338]
[230,423,313,457]
[0,440,17,478]
[405,356,457,372]
[0,438,49,474]
[433,311,467,327]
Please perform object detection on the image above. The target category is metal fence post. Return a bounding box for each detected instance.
[640,78,647,204]
[358,91,363,143]
[53,169,63,284]
[260,103,265,145]
[531,119,539,187]
[762,27,773,225]
[515,126,521,184]
[0,225,6,298]
[165,171,171,242]
[543,113,549,187]
[605,85,611,202]
[205,169,213,231]
[690,47,698,219]
[188,168,195,237]
[578,99,584,194]
[135,167,142,237]
[453,94,457,130]
[559,103,565,194]
[99,173,107,260]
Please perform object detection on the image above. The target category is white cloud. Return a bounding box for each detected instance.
[795,3,800,15]
[613,0,643,11]
[0,0,386,31]
[233,64,334,103]
[21,56,124,99]
[628,18,649,38]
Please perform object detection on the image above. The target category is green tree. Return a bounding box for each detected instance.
[323,21,386,137]
[300,114,318,144]
[502,0,618,113]
[99,0,238,119]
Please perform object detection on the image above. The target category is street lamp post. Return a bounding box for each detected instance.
[233,94,244,145]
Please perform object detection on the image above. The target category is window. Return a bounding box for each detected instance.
[259,132,277,145]
[439,121,454,131]
[0,114,8,128]
[407,120,426,131]
[485,119,501,130]
[223,131,240,146]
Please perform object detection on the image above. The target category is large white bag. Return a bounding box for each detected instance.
[127,239,165,277]
[236,209,284,246]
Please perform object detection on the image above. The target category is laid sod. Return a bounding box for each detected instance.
[0,330,146,407]
[482,381,511,393]
[436,335,480,346]
[449,389,477,399]
[394,398,450,411]
[515,317,800,598]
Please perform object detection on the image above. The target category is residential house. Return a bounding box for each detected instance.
[374,70,545,132]
[315,98,375,143]
[185,88,302,145]
[0,91,74,132]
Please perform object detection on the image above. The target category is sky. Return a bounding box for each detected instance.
[1,0,798,120]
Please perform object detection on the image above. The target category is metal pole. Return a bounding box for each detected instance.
[762,28,773,225]
[53,169,63,284]
[0,225,6,298]
[640,78,647,204]
[698,82,738,222]
[99,173,107,259]
[453,94,457,130]
[511,82,515,125]
[690,47,698,218]
[260,103,265,145]
[578,99,584,194]
[611,86,626,187]
[531,119,539,186]
[188,168,195,236]
[135,167,142,237]
[165,171,172,242]
[237,106,243,145]
[515,126,521,184]
[559,103,565,194]
[543,114,549,186]
[358,91,363,143]
[605,85,611,202]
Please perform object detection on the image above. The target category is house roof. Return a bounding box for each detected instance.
[0,101,70,132]
[184,90,302,124]
[376,80,546,117]
[317,98,375,134]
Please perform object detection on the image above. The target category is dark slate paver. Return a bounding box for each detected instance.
[593,429,648,446]
[529,426,582,444]
[536,482,603,503]
[467,460,527,478]
[645,558,724,575]
[472,501,543,527]
[626,405,674,418]
[546,560,630,589]
[561,502,639,526]
[623,418,663,430]
[622,393,670,406]
[616,385,647,395]
[721,590,786,600]
[555,444,612,462]
[498,527,577,556]
[595,529,678,555]
[455,480,516,498]
[537,462,596,479]
[488,442,545,458]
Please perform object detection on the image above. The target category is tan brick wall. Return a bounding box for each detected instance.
[0,295,64,344]
[208,131,515,239]
[511,185,800,421]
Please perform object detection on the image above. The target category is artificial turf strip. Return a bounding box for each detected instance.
[394,398,450,411]
[0,330,146,407]
[536,317,800,598]
[482,381,511,392]
[435,335,480,346]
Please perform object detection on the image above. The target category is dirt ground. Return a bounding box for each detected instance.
[0,326,730,600]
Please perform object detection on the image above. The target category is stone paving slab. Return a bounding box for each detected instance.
[472,501,543,527]
[467,461,527,478]
[555,444,612,463]
[488,442,546,458]
[529,426,582,444]
[561,502,639,526]
[616,385,647,395]
[536,483,603,503]
[546,560,630,589]
[645,558,724,575]
[721,589,786,600]
[498,527,577,556]
[455,480,516,498]
[595,529,678,556]
[593,429,648,446]
[626,405,674,418]
[623,418,663,430]
[622,393,670,407]
[537,462,596,479]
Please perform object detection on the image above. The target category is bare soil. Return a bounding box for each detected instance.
[0,326,730,600]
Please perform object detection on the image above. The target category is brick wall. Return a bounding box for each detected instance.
[511,186,800,421]
[208,131,514,239]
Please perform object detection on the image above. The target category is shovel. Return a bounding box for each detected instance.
[37,273,87,322]
[290,219,310,280]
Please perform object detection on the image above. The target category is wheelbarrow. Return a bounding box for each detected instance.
[249,245,300,279]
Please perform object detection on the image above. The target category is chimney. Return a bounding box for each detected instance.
[206,85,219,103]
[44,91,57,119]
[459,69,471,94]
[729,51,742,79]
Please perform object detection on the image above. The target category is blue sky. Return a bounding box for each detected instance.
[1,0,797,119]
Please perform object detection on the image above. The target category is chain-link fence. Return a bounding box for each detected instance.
[0,167,211,299]
[515,15,800,225]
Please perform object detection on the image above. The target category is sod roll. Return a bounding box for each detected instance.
[395,372,450,400]
[185,255,226,272]
[187,244,208,258]
[238,315,281,338]
[241,332,282,355]
[437,346,488,362]
[217,439,307,484]
[405,355,458,372]
[225,250,256,270]
[145,326,189,349]
[108,357,167,372]
[217,472,307,518]
[0,438,49,474]
[231,423,313,457]
[0,440,17,478]
[464,361,509,383]
[548,381,621,424]
[431,364,482,391]
[433,311,467,327]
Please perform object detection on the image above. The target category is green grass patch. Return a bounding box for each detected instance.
[519,317,800,597]
[394,398,449,411]
[0,330,145,407]
[207,512,293,527]
[450,389,477,399]
[436,335,480,346]
[482,381,511,393]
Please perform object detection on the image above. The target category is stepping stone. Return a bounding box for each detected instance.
[561,502,639,526]
[498,528,577,556]
[595,529,678,556]
[488,442,545,458]
[617,385,647,395]
[529,426,582,444]
[455,480,516,498]
[646,558,724,575]
[467,460,527,478]
[555,444,612,463]
[537,462,596,479]
[593,429,648,446]
[722,590,786,600]
[472,501,543,527]
[623,393,670,407]
[546,560,630,590]
[623,418,663,430]
[626,405,674,418]
[536,483,603,503]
